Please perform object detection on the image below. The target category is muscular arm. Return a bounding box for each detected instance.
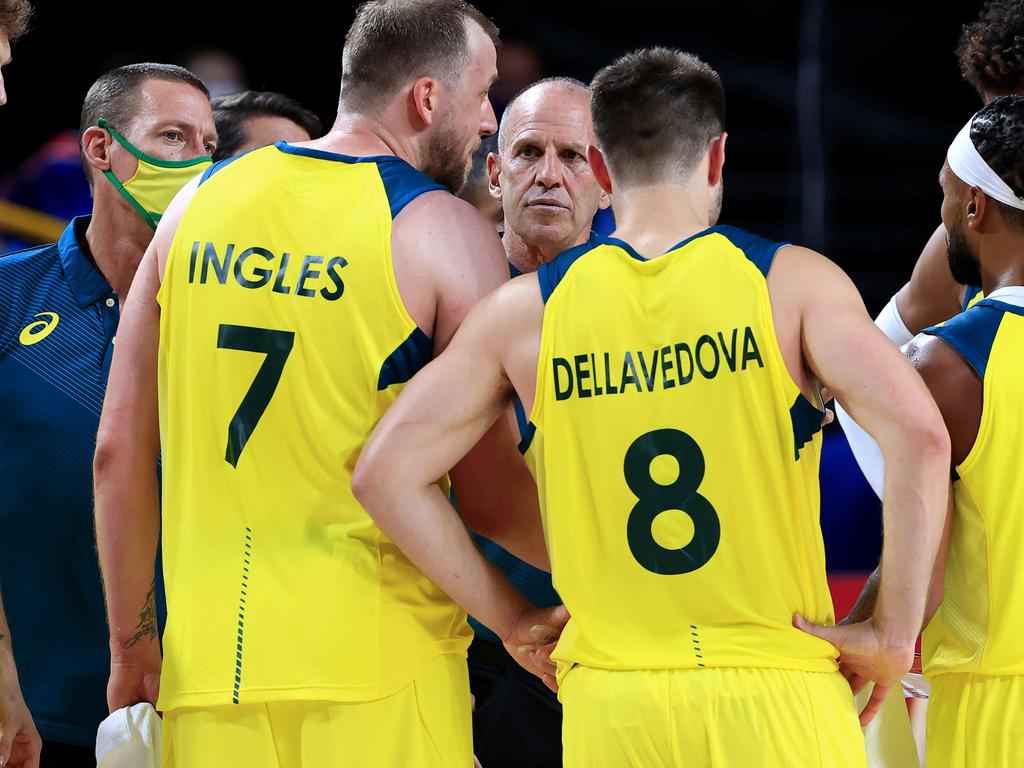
[779,247,950,642]
[353,280,564,676]
[895,224,965,334]
[93,180,198,711]
[835,226,964,497]
[775,247,950,723]
[840,333,974,631]
[392,195,548,568]
[905,334,980,625]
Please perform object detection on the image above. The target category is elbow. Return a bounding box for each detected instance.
[888,407,950,474]
[916,411,952,470]
[351,448,386,513]
[93,426,125,490]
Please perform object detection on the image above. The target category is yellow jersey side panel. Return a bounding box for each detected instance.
[924,303,1024,678]
[155,145,470,710]
[527,227,836,677]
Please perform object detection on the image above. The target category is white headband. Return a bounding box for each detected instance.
[947,116,1024,211]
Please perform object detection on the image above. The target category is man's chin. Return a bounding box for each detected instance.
[522,222,577,251]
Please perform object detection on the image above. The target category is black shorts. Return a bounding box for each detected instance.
[468,637,563,768]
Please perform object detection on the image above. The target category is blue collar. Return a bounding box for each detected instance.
[57,216,113,307]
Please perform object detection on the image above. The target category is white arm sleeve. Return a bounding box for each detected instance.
[875,294,914,346]
[835,401,884,499]
[833,295,911,499]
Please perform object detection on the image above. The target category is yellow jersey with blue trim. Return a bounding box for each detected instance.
[923,294,1024,678]
[523,226,837,679]
[155,142,471,710]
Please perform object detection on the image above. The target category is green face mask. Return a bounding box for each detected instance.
[98,117,212,229]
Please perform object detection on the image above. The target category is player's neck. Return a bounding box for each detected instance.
[979,233,1024,295]
[85,198,154,302]
[610,184,711,259]
[320,111,420,166]
[503,225,587,274]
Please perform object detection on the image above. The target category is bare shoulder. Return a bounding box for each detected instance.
[391,189,507,350]
[462,271,544,338]
[765,244,869,396]
[492,271,544,321]
[456,271,545,406]
[767,244,860,299]
[904,332,977,390]
[393,190,505,270]
[904,332,980,464]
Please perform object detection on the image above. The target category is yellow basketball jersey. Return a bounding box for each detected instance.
[963,284,985,313]
[155,143,471,711]
[525,226,838,680]
[923,296,1024,678]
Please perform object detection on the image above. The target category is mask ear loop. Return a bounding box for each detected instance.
[98,119,161,230]
[98,117,212,168]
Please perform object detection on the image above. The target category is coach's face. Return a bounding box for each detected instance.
[423,19,498,191]
[107,78,218,182]
[490,83,610,256]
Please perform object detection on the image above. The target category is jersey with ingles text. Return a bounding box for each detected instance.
[524,226,836,680]
[156,143,471,710]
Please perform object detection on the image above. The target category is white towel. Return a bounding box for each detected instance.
[95,703,162,768]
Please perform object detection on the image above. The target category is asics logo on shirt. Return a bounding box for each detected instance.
[19,312,60,346]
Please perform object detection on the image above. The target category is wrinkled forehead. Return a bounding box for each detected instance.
[503,85,594,150]
[123,78,214,134]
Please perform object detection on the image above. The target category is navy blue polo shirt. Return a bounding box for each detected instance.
[0,216,116,745]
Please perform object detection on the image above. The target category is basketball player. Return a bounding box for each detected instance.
[93,2,560,766]
[840,95,1024,767]
[837,0,1024,492]
[890,0,1024,338]
[353,48,950,766]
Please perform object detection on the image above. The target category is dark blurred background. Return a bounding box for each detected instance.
[0,0,984,312]
[0,0,988,583]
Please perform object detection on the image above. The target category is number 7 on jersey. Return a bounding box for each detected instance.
[217,324,295,467]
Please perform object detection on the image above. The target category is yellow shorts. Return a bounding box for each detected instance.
[560,665,866,768]
[927,672,1024,767]
[162,653,472,768]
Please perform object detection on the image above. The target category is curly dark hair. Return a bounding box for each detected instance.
[971,95,1024,229]
[957,0,1024,98]
[0,0,32,41]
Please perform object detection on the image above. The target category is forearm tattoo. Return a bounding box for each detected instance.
[123,579,158,648]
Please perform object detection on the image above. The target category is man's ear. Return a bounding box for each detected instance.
[588,145,612,195]
[487,152,502,202]
[708,132,727,187]
[410,76,441,128]
[81,125,114,174]
[966,186,988,231]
